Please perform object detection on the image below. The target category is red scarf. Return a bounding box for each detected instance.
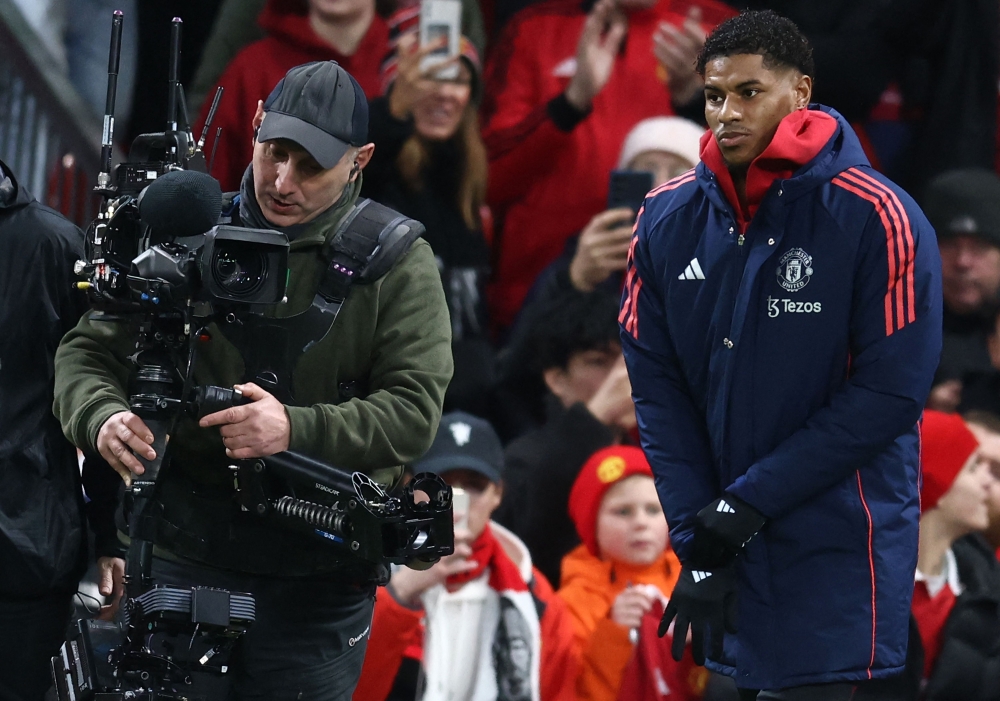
[700,109,839,232]
[446,523,529,593]
[912,580,958,679]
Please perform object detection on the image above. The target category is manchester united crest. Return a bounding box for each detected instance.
[776,248,813,292]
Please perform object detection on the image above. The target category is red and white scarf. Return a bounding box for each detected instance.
[420,522,542,701]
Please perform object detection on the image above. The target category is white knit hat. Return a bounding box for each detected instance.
[616,116,705,170]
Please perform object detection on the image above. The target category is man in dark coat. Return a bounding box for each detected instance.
[621,11,941,697]
[0,159,89,700]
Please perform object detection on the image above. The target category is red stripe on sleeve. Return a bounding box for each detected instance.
[626,277,642,339]
[839,170,907,332]
[832,176,901,336]
[847,169,917,325]
[648,171,696,198]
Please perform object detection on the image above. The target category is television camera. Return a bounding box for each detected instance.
[51,12,454,700]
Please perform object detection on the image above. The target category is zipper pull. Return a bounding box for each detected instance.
[737,234,745,246]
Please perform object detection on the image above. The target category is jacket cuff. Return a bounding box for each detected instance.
[548,93,591,132]
[286,404,322,455]
[81,400,131,453]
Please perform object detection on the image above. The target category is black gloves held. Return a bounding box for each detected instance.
[658,564,738,666]
[691,493,767,569]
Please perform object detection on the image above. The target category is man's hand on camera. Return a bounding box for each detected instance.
[569,207,636,292]
[96,411,156,485]
[199,382,290,459]
[96,556,126,621]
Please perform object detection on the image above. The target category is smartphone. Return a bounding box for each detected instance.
[607,170,654,214]
[452,487,470,532]
[419,0,462,80]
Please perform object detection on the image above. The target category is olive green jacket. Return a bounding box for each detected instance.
[53,202,453,486]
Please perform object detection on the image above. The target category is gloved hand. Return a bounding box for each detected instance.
[690,493,767,569]
[658,564,737,665]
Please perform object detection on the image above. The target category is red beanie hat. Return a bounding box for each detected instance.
[569,446,654,556]
[921,410,980,512]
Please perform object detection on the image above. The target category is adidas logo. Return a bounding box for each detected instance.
[717,500,736,514]
[692,570,713,583]
[678,258,705,280]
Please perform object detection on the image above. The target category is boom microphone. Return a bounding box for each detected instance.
[138,169,222,242]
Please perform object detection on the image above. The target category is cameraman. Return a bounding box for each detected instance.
[0,160,88,701]
[53,61,453,700]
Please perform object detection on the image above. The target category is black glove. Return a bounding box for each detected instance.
[690,493,767,569]
[658,564,738,665]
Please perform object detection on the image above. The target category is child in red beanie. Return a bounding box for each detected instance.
[557,446,703,701]
[911,410,997,692]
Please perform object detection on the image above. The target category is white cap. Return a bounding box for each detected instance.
[617,116,706,171]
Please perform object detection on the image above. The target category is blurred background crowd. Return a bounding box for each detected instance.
[3,0,1000,699]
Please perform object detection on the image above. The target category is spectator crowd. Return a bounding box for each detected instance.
[4,0,1000,699]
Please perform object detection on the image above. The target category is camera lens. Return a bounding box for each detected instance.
[212,243,267,298]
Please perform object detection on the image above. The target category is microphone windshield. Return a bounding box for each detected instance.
[139,169,222,241]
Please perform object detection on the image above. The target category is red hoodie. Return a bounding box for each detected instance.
[480,0,734,331]
[197,0,389,191]
[699,109,840,232]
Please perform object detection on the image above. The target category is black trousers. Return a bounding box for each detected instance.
[149,556,376,701]
[0,592,74,701]
[738,677,912,701]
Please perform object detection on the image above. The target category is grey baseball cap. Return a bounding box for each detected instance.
[257,61,369,169]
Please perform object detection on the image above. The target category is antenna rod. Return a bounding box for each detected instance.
[177,84,194,144]
[166,17,182,133]
[97,10,123,192]
[197,86,224,150]
[208,127,222,174]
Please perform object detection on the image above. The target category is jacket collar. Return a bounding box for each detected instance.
[700,107,839,232]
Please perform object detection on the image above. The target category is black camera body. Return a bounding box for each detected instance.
[123,224,289,310]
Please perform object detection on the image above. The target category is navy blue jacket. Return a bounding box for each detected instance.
[619,107,942,688]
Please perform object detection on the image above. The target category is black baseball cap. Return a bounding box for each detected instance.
[257,61,369,170]
[923,168,1000,249]
[413,412,503,484]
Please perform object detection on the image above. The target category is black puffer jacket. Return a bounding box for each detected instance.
[916,535,1000,701]
[0,162,89,597]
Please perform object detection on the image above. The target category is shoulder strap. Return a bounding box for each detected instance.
[219,200,425,403]
[317,199,425,302]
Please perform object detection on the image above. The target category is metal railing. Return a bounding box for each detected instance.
[0,0,102,226]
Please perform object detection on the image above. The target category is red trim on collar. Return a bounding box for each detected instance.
[701,109,839,232]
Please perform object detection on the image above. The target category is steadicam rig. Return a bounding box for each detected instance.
[237,452,454,570]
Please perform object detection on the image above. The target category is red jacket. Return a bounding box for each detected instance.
[197,0,389,191]
[481,0,714,330]
[353,523,579,701]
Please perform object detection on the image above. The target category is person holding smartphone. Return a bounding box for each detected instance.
[364,12,495,416]
[354,412,578,701]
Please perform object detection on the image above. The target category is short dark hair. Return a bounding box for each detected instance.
[697,10,814,78]
[527,290,621,374]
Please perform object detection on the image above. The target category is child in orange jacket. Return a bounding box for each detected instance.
[557,445,704,701]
